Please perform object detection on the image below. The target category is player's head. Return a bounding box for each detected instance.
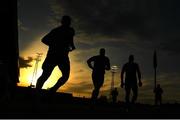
[129,54,134,62]
[61,15,71,26]
[100,48,105,56]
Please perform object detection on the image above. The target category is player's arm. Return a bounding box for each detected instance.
[105,58,110,70]
[120,65,125,88]
[87,57,94,69]
[41,29,56,46]
[137,64,142,87]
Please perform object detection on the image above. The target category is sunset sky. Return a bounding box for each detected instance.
[18,0,180,104]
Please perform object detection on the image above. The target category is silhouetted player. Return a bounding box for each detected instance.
[87,48,110,100]
[154,84,163,105]
[121,55,142,104]
[111,87,119,103]
[36,15,75,92]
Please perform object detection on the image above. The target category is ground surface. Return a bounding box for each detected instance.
[0,86,179,118]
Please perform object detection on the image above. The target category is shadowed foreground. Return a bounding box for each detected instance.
[0,86,179,118]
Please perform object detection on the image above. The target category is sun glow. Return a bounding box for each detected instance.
[18,35,60,89]
[18,36,92,96]
[18,36,119,98]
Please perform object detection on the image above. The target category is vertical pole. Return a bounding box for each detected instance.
[111,72,114,90]
[30,53,42,88]
[153,50,157,104]
[153,50,157,89]
[31,59,37,87]
[110,66,118,101]
[154,67,156,90]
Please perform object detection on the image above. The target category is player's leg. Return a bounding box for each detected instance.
[50,59,70,92]
[91,73,104,100]
[36,58,55,90]
[131,85,138,104]
[125,85,131,104]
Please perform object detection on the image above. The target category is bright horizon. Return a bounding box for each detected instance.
[17,36,179,105]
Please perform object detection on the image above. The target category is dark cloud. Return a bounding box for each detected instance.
[19,56,33,68]
[53,0,146,36]
[18,0,53,51]
[18,0,180,53]
[50,0,180,82]
[51,0,180,53]
[160,38,180,54]
[18,19,29,31]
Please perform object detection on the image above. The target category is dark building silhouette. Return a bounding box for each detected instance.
[0,0,19,100]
